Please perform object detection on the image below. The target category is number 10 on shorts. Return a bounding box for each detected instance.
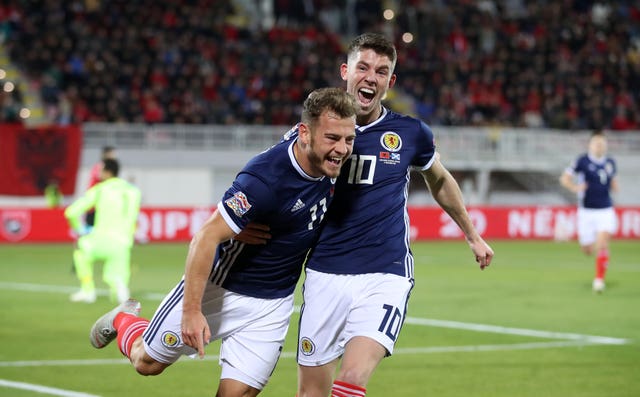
[378,304,402,341]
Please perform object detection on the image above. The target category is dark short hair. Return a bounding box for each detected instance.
[347,32,397,69]
[301,87,357,126]
[102,158,120,176]
[102,145,115,155]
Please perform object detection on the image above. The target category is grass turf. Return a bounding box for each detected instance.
[0,240,638,396]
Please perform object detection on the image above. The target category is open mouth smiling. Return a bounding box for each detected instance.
[358,87,376,104]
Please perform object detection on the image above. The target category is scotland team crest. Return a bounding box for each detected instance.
[1,210,31,242]
[161,331,181,347]
[380,132,402,152]
[299,336,315,355]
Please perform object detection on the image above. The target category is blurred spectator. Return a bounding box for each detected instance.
[44,179,63,208]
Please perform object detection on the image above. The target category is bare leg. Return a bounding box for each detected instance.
[580,243,594,256]
[298,359,339,397]
[594,231,611,254]
[216,378,261,397]
[128,337,170,376]
[335,336,386,387]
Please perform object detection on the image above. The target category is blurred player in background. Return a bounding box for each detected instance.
[87,88,357,397]
[290,33,494,397]
[85,145,117,227]
[65,158,141,303]
[560,130,619,293]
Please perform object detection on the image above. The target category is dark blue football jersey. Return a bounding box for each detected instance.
[215,139,336,298]
[305,107,436,279]
[567,154,616,209]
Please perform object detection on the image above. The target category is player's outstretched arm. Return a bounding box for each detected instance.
[421,156,494,270]
[559,171,586,193]
[611,175,620,194]
[181,210,236,358]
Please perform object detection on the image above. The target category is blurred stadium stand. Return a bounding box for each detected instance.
[1,1,639,129]
[0,1,639,207]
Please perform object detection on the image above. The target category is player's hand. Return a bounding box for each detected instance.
[575,183,587,193]
[181,310,211,359]
[469,238,494,270]
[235,223,271,245]
[74,225,92,237]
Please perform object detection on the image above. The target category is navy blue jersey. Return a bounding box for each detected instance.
[566,154,616,209]
[305,107,436,279]
[215,139,336,299]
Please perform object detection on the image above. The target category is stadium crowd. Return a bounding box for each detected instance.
[1,0,639,130]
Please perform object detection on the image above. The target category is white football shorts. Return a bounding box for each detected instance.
[143,279,294,390]
[577,207,617,246]
[297,268,413,366]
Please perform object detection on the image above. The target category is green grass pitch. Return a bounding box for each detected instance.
[1,240,639,396]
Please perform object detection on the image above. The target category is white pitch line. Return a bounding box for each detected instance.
[0,379,101,397]
[0,339,606,368]
[394,340,599,354]
[405,317,630,345]
[0,281,166,301]
[1,281,630,344]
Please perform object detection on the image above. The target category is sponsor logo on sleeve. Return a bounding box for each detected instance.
[225,191,252,217]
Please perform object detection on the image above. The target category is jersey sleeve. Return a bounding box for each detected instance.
[125,185,142,235]
[217,172,277,234]
[64,185,100,231]
[566,157,580,175]
[411,119,437,171]
[610,158,617,177]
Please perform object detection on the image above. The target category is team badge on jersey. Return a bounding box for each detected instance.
[299,337,315,355]
[161,331,180,347]
[225,191,252,217]
[380,132,402,152]
[605,162,614,175]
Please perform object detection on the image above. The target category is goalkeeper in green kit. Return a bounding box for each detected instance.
[65,158,141,304]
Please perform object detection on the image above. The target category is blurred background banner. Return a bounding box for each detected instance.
[1,206,638,243]
[0,124,82,196]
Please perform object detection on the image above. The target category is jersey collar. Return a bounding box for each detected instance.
[288,139,325,181]
[587,153,607,164]
[356,106,388,132]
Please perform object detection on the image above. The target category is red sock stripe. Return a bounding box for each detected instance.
[116,318,149,358]
[596,250,609,279]
[331,380,366,397]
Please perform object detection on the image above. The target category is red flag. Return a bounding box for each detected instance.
[0,124,82,195]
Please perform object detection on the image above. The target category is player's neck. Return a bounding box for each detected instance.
[588,153,606,163]
[357,105,383,126]
[292,140,319,178]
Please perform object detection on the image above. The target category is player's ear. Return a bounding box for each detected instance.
[340,63,348,81]
[388,73,397,89]
[298,122,311,145]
